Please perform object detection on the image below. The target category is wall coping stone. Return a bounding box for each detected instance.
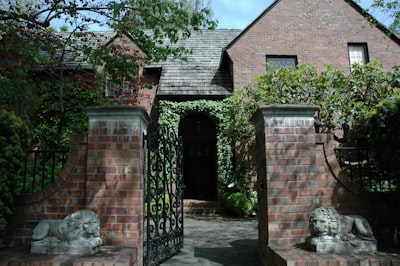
[86,105,150,125]
[251,104,319,128]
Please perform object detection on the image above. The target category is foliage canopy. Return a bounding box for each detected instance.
[359,95,400,182]
[359,0,400,34]
[0,0,216,149]
[228,61,400,144]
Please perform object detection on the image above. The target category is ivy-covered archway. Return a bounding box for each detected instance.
[158,100,234,199]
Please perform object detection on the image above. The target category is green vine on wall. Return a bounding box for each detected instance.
[158,100,235,196]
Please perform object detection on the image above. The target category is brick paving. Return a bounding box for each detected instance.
[160,215,260,266]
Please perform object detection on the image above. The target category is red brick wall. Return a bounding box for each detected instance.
[6,106,149,266]
[227,0,400,90]
[252,105,400,265]
[7,134,88,246]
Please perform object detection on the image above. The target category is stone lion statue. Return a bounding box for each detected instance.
[31,210,102,255]
[306,207,376,253]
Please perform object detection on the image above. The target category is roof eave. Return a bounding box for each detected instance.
[225,0,281,50]
[346,0,400,45]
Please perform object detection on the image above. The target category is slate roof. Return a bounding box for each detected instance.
[150,29,241,99]
[38,31,116,69]
[49,29,241,98]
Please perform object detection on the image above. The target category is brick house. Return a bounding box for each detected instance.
[149,0,400,202]
[9,0,399,205]
[225,0,399,89]
[4,0,400,261]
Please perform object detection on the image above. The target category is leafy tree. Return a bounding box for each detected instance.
[357,0,400,34]
[0,0,216,149]
[60,25,69,32]
[371,0,399,33]
[32,74,103,150]
[354,94,400,182]
[228,62,399,144]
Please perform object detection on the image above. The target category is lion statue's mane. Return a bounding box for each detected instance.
[308,207,375,242]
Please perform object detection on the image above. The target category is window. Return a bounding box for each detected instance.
[266,55,298,71]
[348,43,369,69]
[104,77,137,98]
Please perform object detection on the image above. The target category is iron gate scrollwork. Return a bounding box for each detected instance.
[144,124,184,266]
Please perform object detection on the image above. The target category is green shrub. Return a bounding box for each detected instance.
[220,161,257,216]
[224,192,253,217]
[229,62,399,143]
[0,110,29,247]
[365,95,400,185]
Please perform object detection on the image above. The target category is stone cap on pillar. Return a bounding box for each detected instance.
[251,104,320,126]
[86,105,151,126]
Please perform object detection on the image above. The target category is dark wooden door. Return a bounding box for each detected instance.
[184,140,217,200]
[179,113,217,200]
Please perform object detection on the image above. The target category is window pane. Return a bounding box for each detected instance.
[104,78,114,97]
[104,77,137,98]
[348,44,367,66]
[266,56,297,71]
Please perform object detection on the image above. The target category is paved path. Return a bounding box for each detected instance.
[161,215,261,266]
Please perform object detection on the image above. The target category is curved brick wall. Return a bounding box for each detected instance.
[252,105,400,265]
[6,134,88,246]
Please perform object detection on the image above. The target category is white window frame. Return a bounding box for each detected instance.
[348,43,369,70]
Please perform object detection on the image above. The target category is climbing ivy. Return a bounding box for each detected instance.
[158,100,235,196]
[158,100,257,216]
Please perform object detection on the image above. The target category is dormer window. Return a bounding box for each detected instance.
[348,43,369,70]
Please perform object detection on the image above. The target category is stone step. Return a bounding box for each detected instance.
[184,199,226,215]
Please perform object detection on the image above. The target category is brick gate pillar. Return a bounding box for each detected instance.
[251,104,319,262]
[86,106,150,265]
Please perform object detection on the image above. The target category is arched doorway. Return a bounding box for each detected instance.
[179,113,217,200]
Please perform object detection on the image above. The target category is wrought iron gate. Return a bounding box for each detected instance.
[144,124,184,266]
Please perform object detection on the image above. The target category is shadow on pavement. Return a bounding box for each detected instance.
[194,239,261,266]
[160,215,260,265]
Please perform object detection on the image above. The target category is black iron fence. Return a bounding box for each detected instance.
[18,150,68,194]
[335,147,400,193]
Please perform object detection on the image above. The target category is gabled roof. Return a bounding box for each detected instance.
[226,0,400,50]
[42,30,241,99]
[151,29,241,99]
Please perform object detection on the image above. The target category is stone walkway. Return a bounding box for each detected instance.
[160,215,261,266]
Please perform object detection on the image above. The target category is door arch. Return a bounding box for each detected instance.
[179,113,217,200]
